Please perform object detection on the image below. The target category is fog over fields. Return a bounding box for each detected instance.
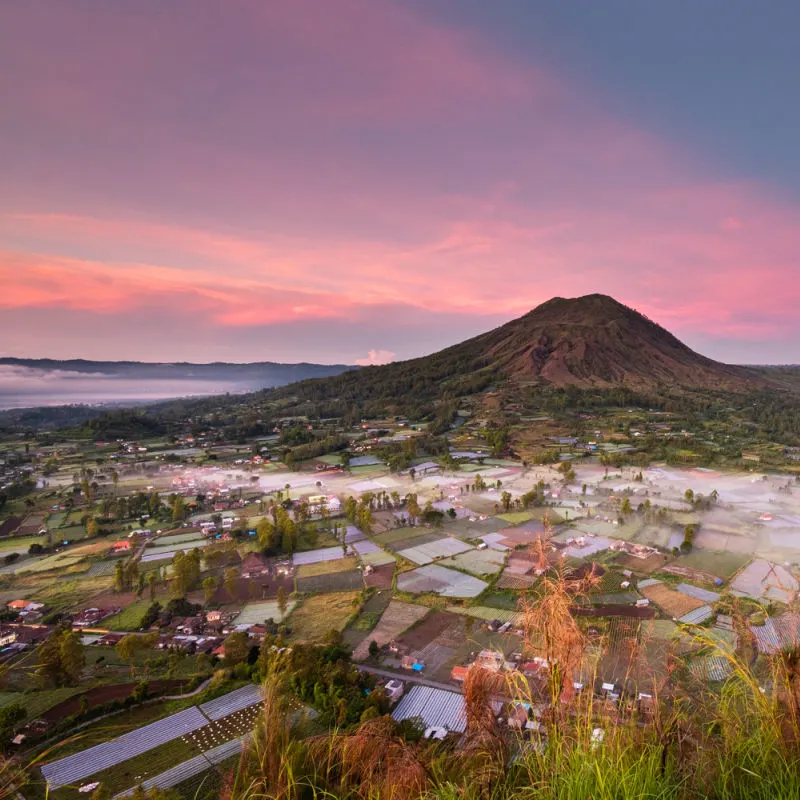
[0,359,353,409]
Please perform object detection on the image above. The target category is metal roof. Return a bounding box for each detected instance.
[41,706,208,788]
[676,583,720,603]
[678,605,714,625]
[751,614,800,654]
[392,686,468,733]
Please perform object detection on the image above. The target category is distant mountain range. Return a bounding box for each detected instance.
[0,358,354,410]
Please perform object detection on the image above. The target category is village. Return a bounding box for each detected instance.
[1,410,800,798]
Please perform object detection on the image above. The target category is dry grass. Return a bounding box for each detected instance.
[295,556,358,578]
[288,592,358,643]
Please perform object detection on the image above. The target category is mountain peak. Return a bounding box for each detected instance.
[466,293,756,390]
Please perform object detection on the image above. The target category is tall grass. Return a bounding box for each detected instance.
[218,526,800,800]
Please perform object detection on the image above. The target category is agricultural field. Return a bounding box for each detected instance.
[30,576,114,611]
[233,600,294,626]
[396,536,473,565]
[396,564,488,598]
[440,548,506,576]
[296,570,363,593]
[288,592,359,643]
[102,598,156,631]
[352,601,429,660]
[640,582,706,618]
[0,533,45,552]
[295,556,357,578]
[673,549,751,580]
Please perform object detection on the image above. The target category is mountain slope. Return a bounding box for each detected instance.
[456,294,758,390]
[264,295,764,416]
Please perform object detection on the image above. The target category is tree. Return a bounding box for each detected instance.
[277,586,288,619]
[223,631,250,666]
[368,640,380,659]
[0,703,25,748]
[620,497,633,516]
[37,628,85,687]
[86,518,99,538]
[202,576,219,604]
[684,489,694,505]
[148,572,158,601]
[501,491,512,512]
[406,494,421,526]
[172,495,185,522]
[116,633,158,677]
[224,568,239,601]
[114,560,126,593]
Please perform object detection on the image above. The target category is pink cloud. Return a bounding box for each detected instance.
[1,1,799,358]
[356,350,396,366]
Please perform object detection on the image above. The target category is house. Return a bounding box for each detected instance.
[384,679,404,701]
[450,666,469,683]
[475,650,504,672]
[240,552,269,579]
[7,600,34,611]
[206,610,223,624]
[112,540,132,553]
[0,629,16,647]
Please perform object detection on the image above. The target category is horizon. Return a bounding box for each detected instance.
[2,2,799,365]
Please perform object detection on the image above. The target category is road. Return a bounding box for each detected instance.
[357,664,463,694]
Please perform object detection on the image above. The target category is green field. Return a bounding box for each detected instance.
[496,510,534,525]
[674,549,751,579]
[101,598,153,631]
[0,534,45,552]
[374,527,434,546]
[30,576,114,611]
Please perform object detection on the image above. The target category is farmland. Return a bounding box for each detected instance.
[288,592,359,643]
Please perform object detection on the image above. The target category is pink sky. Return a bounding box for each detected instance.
[1,1,798,364]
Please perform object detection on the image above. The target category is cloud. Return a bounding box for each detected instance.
[356,349,396,366]
[1,2,799,361]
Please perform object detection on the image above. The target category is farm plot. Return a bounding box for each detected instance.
[730,558,798,604]
[293,546,350,566]
[352,601,429,660]
[355,540,397,566]
[296,570,363,593]
[157,532,208,547]
[641,583,705,618]
[374,527,437,547]
[288,592,359,642]
[296,556,357,577]
[31,576,114,611]
[142,541,210,562]
[85,560,119,577]
[233,600,294,626]
[397,565,488,598]
[0,518,22,538]
[496,511,534,525]
[114,738,247,799]
[674,549,750,580]
[440,548,505,576]
[40,706,209,789]
[396,536,473,565]
[18,552,88,574]
[0,533,45,552]
[365,563,395,588]
[446,605,522,625]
